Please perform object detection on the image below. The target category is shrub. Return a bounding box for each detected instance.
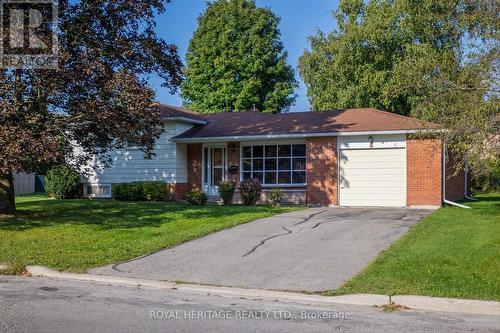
[185,188,207,205]
[111,184,128,200]
[141,181,168,201]
[218,181,235,205]
[112,182,144,201]
[472,160,500,192]
[112,181,169,201]
[269,187,283,207]
[45,165,81,199]
[239,178,262,205]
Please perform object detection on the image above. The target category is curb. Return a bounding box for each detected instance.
[26,266,500,316]
[27,266,176,289]
[392,295,500,316]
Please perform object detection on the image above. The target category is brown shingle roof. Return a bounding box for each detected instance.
[172,108,438,140]
[157,104,207,123]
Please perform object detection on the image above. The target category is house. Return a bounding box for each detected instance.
[82,104,469,207]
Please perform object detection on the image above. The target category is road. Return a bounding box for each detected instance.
[0,276,498,333]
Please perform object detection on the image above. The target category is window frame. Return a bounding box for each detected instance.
[84,184,112,198]
[240,142,307,187]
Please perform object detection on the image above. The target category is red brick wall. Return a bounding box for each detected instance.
[169,183,189,201]
[187,143,202,190]
[306,137,338,206]
[227,142,240,186]
[406,136,442,206]
[445,154,466,201]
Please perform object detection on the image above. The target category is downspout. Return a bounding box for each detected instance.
[442,142,471,209]
[464,165,477,201]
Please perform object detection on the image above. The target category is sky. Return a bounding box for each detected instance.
[150,0,340,112]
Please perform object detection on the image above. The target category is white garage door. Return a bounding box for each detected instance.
[339,148,406,207]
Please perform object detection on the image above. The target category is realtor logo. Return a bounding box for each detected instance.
[1,0,58,69]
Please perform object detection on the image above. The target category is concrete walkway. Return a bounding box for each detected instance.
[90,207,432,291]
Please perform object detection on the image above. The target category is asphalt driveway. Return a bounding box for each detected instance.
[91,207,432,292]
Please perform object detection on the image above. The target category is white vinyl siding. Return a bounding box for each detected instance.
[339,135,406,207]
[175,143,188,183]
[338,134,406,149]
[174,123,193,183]
[84,121,192,185]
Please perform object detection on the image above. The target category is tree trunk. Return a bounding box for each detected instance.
[0,173,15,214]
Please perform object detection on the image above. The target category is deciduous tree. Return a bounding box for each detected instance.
[299,0,499,177]
[181,0,297,113]
[0,0,183,213]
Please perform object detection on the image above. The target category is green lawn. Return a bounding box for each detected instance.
[331,193,500,301]
[0,195,301,275]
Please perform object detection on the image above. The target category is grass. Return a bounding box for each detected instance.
[329,193,500,301]
[0,195,301,275]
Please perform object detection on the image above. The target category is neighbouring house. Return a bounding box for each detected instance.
[82,104,470,207]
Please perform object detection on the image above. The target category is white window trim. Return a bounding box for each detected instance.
[240,143,307,187]
[84,183,112,198]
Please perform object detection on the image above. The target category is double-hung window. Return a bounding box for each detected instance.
[241,144,306,186]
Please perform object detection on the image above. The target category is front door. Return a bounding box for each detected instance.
[203,147,227,197]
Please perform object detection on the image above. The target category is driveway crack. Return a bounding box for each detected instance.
[242,226,292,257]
[242,209,328,257]
[293,209,328,226]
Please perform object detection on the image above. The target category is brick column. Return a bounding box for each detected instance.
[406,136,442,206]
[169,183,189,201]
[187,143,202,190]
[306,137,338,206]
[227,142,240,186]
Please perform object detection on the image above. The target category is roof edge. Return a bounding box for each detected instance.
[162,116,207,125]
[172,129,445,143]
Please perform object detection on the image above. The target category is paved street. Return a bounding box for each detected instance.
[1,276,498,333]
[91,207,432,291]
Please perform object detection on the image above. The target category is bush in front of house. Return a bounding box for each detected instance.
[239,178,262,205]
[45,165,81,199]
[185,188,207,205]
[112,182,144,201]
[112,181,168,201]
[141,181,168,201]
[269,187,283,207]
[218,181,235,205]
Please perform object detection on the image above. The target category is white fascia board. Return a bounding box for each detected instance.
[162,117,207,125]
[171,129,442,143]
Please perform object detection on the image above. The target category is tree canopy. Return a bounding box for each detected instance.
[180,0,297,114]
[299,0,499,177]
[0,0,183,213]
